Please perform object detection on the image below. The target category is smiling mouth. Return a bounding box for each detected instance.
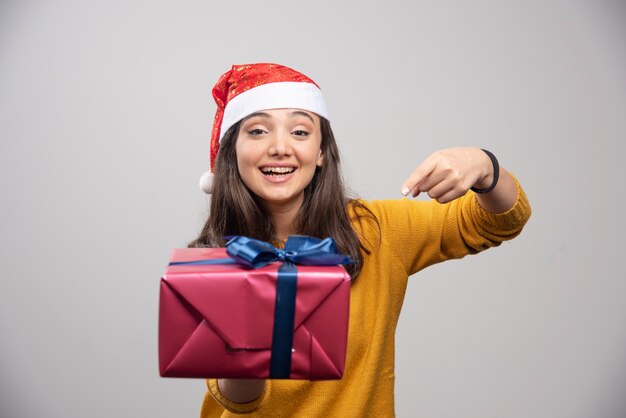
[260,167,297,176]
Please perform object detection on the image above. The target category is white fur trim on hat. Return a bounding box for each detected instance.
[219,81,329,142]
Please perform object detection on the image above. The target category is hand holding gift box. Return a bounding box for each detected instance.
[159,236,352,380]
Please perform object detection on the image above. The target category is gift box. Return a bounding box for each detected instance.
[158,236,351,380]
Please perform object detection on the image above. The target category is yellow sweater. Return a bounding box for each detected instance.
[200,182,531,417]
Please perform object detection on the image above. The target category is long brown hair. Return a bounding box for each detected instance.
[189,117,377,280]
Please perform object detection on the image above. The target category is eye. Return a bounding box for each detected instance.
[291,130,309,137]
[247,128,267,136]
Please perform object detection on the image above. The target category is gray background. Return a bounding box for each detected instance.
[1,1,625,417]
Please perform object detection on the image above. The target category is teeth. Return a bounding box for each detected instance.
[261,167,296,175]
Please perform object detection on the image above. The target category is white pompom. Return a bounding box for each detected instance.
[199,171,213,194]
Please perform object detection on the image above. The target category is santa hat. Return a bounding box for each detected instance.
[199,63,329,194]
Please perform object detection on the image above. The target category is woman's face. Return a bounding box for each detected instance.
[235,108,323,210]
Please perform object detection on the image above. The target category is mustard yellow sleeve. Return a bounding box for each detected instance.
[362,176,531,276]
[202,379,271,415]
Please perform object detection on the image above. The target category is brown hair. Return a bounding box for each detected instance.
[189,117,378,280]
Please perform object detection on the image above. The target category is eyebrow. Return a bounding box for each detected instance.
[242,110,315,123]
[243,112,272,120]
[289,110,315,123]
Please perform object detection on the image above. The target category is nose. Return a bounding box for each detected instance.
[268,129,292,157]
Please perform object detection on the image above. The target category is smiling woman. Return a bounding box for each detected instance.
[189,65,366,283]
[187,63,531,417]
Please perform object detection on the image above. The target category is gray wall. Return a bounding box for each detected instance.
[1,1,625,417]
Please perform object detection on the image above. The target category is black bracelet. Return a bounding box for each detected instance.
[470,149,499,194]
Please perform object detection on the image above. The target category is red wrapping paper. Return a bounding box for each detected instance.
[159,247,350,379]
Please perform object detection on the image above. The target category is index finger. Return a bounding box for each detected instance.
[401,157,437,196]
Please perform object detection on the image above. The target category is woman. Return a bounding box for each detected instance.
[191,63,531,417]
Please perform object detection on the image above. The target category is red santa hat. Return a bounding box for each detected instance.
[199,63,329,194]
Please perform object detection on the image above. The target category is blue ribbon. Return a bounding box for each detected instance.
[269,261,298,378]
[169,235,352,378]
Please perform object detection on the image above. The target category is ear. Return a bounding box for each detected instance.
[316,150,324,167]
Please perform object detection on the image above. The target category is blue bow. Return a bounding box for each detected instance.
[225,235,352,268]
[169,236,352,268]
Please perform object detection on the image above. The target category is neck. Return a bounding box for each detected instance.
[262,197,303,242]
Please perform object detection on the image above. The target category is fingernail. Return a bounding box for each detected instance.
[401,187,410,196]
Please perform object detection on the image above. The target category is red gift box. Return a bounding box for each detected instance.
[158,246,350,379]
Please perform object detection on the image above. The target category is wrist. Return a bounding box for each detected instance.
[471,149,499,194]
